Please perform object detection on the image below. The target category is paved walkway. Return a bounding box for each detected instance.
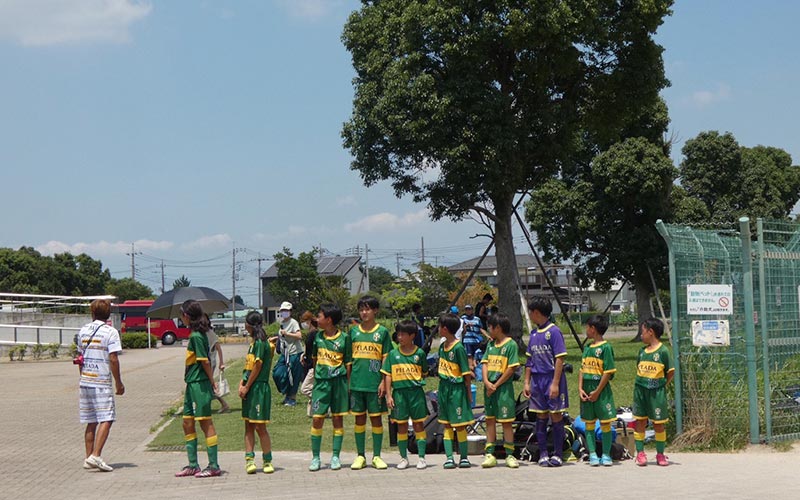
[1,343,798,499]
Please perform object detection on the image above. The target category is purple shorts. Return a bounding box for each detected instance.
[528,372,569,413]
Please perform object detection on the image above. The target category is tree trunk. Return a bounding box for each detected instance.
[631,275,653,341]
[492,196,524,342]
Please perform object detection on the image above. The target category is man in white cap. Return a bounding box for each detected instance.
[273,301,304,406]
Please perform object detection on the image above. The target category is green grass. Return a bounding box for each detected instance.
[148,334,644,452]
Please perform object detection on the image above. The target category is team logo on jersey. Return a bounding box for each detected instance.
[414,355,419,362]
[456,407,462,417]
[545,332,551,340]
[501,406,508,416]
[448,352,454,361]
[333,341,341,350]
[595,348,603,357]
[501,347,506,355]
[606,403,612,412]
[653,353,660,362]
[655,407,662,418]
[373,332,381,342]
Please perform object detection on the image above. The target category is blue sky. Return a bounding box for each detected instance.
[1,0,798,305]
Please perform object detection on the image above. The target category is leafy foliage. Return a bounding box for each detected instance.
[0,247,111,296]
[267,248,351,316]
[172,275,191,289]
[342,0,674,335]
[367,266,395,293]
[382,284,423,319]
[676,131,800,223]
[121,333,159,349]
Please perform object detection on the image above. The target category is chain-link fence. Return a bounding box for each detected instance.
[658,218,800,445]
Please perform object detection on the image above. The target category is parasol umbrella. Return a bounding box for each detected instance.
[147,286,232,319]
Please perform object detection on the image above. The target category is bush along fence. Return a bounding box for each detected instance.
[658,217,800,446]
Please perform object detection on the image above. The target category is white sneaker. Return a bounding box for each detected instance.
[86,455,113,472]
[396,458,409,470]
[416,458,427,470]
[83,457,94,470]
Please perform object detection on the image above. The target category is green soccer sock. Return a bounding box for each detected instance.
[485,443,495,455]
[245,452,255,462]
[311,426,323,458]
[503,442,514,456]
[444,428,454,459]
[333,428,344,458]
[372,426,383,457]
[262,452,272,463]
[585,423,597,455]
[634,431,645,453]
[206,434,219,468]
[601,430,613,457]
[354,424,366,456]
[398,434,408,459]
[655,430,666,454]
[417,431,427,459]
[456,429,468,459]
[185,432,199,468]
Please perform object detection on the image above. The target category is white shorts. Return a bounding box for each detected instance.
[79,386,116,424]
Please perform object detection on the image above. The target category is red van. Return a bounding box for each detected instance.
[111,300,192,345]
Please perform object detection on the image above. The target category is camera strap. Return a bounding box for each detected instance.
[78,323,105,374]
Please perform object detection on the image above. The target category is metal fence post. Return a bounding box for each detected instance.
[739,217,760,444]
[756,218,771,441]
[656,219,683,434]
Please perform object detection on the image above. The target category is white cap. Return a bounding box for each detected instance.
[279,301,293,311]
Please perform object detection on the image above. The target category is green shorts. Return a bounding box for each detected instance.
[633,384,669,423]
[242,381,271,423]
[437,380,474,428]
[312,376,349,417]
[390,387,428,423]
[580,380,617,423]
[350,389,388,416]
[183,380,213,421]
[484,380,516,422]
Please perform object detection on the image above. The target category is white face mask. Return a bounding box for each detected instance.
[301,322,310,330]
[280,311,291,320]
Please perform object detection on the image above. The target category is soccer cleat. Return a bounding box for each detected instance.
[600,454,613,467]
[86,455,113,472]
[309,457,321,472]
[416,458,427,470]
[194,466,222,478]
[636,451,648,466]
[443,458,457,469]
[656,453,669,466]
[245,460,257,474]
[588,453,600,466]
[372,456,388,470]
[285,399,297,407]
[396,458,409,470]
[538,455,551,467]
[330,456,342,470]
[351,455,367,470]
[549,455,563,467]
[481,454,497,468]
[175,465,201,477]
[458,458,472,468]
[263,462,274,474]
[505,455,519,469]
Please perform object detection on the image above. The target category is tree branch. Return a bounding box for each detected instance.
[469,204,500,223]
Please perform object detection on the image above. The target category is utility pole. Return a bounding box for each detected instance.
[160,260,165,294]
[365,243,369,290]
[421,237,425,265]
[232,247,238,336]
[256,252,270,311]
[396,253,401,276]
[126,243,141,280]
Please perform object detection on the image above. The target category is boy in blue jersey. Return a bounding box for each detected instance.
[522,297,569,467]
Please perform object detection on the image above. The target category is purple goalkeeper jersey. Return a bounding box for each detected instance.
[525,322,567,374]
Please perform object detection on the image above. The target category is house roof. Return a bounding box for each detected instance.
[447,254,559,272]
[261,255,361,279]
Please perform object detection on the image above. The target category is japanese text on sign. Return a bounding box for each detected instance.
[687,284,733,315]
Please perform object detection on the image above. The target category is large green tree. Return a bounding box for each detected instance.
[342,0,673,336]
[368,266,395,293]
[675,131,800,223]
[0,247,111,295]
[267,248,352,316]
[172,275,191,289]
[526,137,675,321]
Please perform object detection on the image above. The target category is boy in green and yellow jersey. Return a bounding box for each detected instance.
[480,312,520,469]
[633,317,674,467]
[578,314,616,467]
[349,295,393,470]
[437,312,474,469]
[309,303,352,472]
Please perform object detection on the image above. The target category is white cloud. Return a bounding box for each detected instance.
[183,233,232,249]
[0,0,152,46]
[274,0,343,21]
[36,238,173,255]
[344,209,429,233]
[691,83,731,108]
